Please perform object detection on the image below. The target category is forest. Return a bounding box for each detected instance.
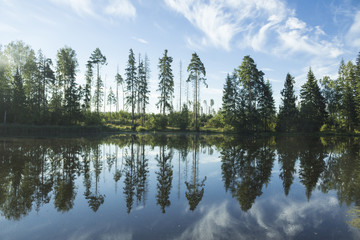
[0,40,360,133]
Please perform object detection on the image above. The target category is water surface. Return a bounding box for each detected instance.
[0,135,360,240]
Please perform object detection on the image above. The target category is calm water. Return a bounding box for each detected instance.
[0,134,360,240]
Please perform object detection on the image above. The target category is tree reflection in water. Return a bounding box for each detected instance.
[220,137,274,211]
[156,145,173,213]
[1,135,360,224]
[185,136,206,211]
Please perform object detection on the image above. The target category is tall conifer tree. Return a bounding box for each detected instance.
[90,48,107,113]
[299,68,327,132]
[157,49,174,115]
[187,52,206,131]
[125,49,137,129]
[276,73,298,132]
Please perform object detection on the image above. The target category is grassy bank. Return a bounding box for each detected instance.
[1,123,359,138]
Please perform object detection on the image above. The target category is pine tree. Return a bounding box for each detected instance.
[299,68,327,132]
[187,52,206,131]
[138,58,149,125]
[157,49,174,115]
[90,48,107,113]
[107,87,116,118]
[276,73,298,132]
[84,61,93,111]
[125,49,137,129]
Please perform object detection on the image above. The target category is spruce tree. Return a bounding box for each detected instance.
[157,49,174,115]
[222,73,237,126]
[355,52,360,128]
[138,58,149,125]
[84,61,93,111]
[107,87,116,117]
[276,73,298,132]
[258,79,276,132]
[299,68,327,132]
[125,49,137,129]
[235,55,263,131]
[12,68,26,122]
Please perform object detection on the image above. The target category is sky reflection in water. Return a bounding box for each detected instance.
[0,135,360,240]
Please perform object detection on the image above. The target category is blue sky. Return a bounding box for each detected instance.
[1,0,360,112]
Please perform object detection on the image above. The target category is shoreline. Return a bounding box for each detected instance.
[0,123,359,138]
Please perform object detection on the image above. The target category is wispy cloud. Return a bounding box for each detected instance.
[51,0,94,16]
[346,10,360,48]
[50,0,136,19]
[132,36,148,44]
[164,0,343,59]
[104,0,136,19]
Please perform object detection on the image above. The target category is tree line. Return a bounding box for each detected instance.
[219,53,360,133]
[0,41,208,130]
[1,40,360,133]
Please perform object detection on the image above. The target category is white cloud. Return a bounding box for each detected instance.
[285,17,307,30]
[346,10,360,48]
[104,0,136,19]
[132,36,148,44]
[51,0,94,16]
[174,202,238,240]
[164,0,343,59]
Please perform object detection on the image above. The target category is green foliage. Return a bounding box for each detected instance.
[205,111,225,129]
[235,55,264,131]
[222,74,238,126]
[56,47,81,124]
[145,114,168,130]
[125,49,137,128]
[157,49,174,115]
[83,111,102,125]
[84,61,93,111]
[138,55,150,125]
[12,68,26,122]
[187,52,206,131]
[276,73,298,132]
[90,48,106,113]
[167,104,190,130]
[299,68,327,132]
[258,79,276,132]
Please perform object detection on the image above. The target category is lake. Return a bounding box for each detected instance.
[0,134,360,240]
